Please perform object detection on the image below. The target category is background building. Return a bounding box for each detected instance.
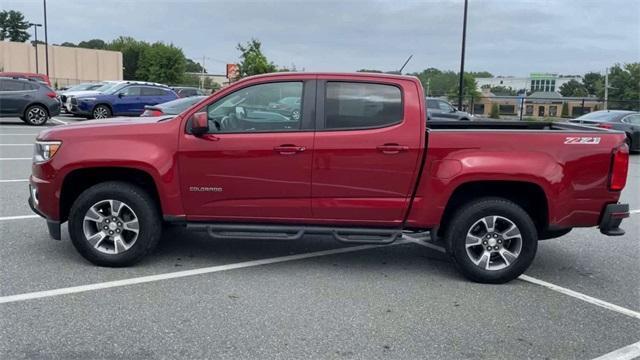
[0,41,122,87]
[476,73,583,93]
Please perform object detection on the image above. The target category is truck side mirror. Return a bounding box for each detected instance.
[190,112,209,136]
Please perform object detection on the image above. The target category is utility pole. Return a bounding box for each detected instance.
[201,56,206,89]
[457,0,469,110]
[29,23,42,73]
[604,67,609,110]
[43,0,50,77]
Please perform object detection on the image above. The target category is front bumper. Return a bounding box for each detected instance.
[28,184,61,240]
[599,203,629,236]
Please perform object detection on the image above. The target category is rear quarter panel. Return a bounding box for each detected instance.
[407,129,627,229]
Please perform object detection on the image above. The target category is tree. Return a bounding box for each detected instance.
[489,103,500,119]
[606,63,640,110]
[185,59,205,73]
[236,39,276,78]
[489,86,516,96]
[357,69,383,73]
[0,10,30,42]
[561,102,569,117]
[135,42,186,84]
[77,39,107,49]
[412,68,458,96]
[582,72,603,96]
[447,73,480,102]
[469,71,493,78]
[559,79,588,97]
[108,36,150,80]
[59,42,77,47]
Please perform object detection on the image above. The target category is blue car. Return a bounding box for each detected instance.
[69,81,178,119]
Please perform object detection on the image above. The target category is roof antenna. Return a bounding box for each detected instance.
[398,55,413,74]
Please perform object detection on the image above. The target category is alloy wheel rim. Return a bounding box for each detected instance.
[465,215,522,271]
[82,199,139,255]
[94,107,109,119]
[28,107,47,124]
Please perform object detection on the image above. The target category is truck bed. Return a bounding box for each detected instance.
[427,120,609,132]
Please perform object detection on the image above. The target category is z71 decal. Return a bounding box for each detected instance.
[564,137,601,144]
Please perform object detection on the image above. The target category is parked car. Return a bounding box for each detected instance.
[0,72,51,86]
[426,97,473,121]
[58,82,105,112]
[68,81,178,119]
[0,77,60,125]
[172,86,206,98]
[63,81,123,113]
[29,72,630,283]
[569,110,640,152]
[141,96,206,117]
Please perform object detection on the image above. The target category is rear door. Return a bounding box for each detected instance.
[312,77,423,225]
[0,79,31,116]
[178,78,317,221]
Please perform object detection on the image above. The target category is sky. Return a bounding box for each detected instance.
[4,0,640,76]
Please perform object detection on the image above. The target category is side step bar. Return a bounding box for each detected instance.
[186,223,402,244]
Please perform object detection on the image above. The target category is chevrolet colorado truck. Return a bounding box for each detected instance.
[29,72,630,283]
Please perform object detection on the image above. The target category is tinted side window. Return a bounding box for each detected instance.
[426,99,439,109]
[121,86,142,96]
[1,80,26,91]
[438,101,452,112]
[24,82,38,90]
[325,82,402,129]
[623,114,640,125]
[142,87,167,96]
[204,81,303,133]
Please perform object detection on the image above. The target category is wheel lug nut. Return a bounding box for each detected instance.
[112,217,117,221]
[103,226,108,230]
[105,219,109,223]
[482,241,487,245]
[116,229,120,233]
[497,239,502,244]
[117,222,122,226]
[494,246,499,250]
[486,246,492,251]
[109,230,114,235]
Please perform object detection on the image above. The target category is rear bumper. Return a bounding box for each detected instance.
[599,203,629,236]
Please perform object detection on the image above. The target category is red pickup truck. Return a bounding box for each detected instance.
[29,72,630,283]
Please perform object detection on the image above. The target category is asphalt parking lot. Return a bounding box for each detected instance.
[0,115,638,360]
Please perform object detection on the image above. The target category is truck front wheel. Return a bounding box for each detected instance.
[68,181,161,267]
[446,198,538,283]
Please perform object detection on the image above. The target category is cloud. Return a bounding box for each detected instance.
[5,0,639,75]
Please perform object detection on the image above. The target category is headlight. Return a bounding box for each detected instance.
[33,141,62,163]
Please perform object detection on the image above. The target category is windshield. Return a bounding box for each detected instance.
[158,96,206,114]
[67,83,103,92]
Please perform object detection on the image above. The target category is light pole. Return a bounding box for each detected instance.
[457,0,468,110]
[29,23,43,73]
[43,0,50,77]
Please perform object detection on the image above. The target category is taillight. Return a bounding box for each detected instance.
[598,123,613,129]
[46,92,57,98]
[142,109,163,117]
[609,145,629,191]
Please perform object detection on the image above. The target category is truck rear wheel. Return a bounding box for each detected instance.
[68,181,161,267]
[446,197,538,283]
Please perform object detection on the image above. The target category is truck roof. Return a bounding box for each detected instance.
[241,72,420,82]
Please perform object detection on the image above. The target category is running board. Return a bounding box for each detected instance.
[186,223,402,244]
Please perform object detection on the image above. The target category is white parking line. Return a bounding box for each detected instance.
[591,340,640,360]
[0,134,38,136]
[0,144,32,146]
[0,215,39,221]
[0,179,28,183]
[408,238,640,321]
[630,209,640,215]
[0,158,31,160]
[51,118,68,125]
[0,241,408,304]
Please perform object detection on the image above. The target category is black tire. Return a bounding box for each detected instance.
[91,104,112,119]
[446,197,538,284]
[68,181,161,267]
[24,104,49,126]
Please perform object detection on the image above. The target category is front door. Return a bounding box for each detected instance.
[311,79,423,225]
[113,85,143,115]
[178,80,316,221]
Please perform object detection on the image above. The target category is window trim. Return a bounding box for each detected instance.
[316,80,404,132]
[186,80,316,135]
